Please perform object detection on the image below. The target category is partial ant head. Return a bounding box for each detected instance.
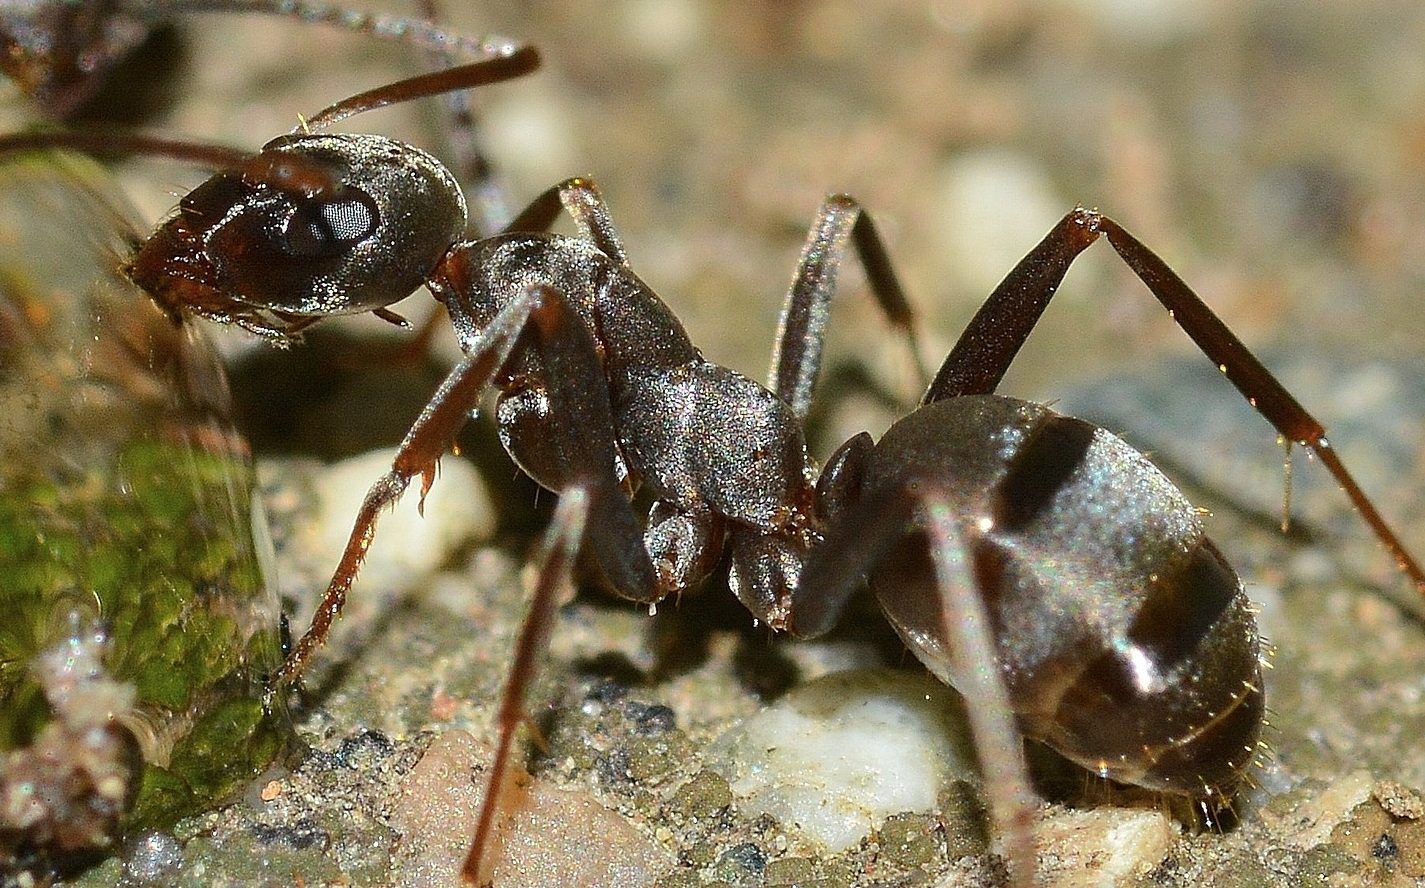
[128,132,466,336]
[0,1,155,120]
[1,1,529,124]
[0,44,539,339]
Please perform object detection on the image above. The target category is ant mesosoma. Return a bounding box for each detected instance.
[4,52,1423,888]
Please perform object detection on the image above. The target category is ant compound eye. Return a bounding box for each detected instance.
[145,132,467,320]
[281,192,380,258]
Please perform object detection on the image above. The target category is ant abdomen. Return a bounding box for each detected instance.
[128,133,464,330]
[866,395,1264,798]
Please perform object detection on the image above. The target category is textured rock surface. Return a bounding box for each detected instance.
[707,669,977,853]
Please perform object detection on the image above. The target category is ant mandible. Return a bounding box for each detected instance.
[5,50,1424,888]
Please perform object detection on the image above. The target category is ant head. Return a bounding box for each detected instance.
[129,132,466,337]
[109,46,539,339]
[0,47,538,338]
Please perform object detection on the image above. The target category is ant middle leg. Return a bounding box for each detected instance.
[769,194,927,420]
[273,283,659,687]
[923,207,1425,596]
[502,176,631,265]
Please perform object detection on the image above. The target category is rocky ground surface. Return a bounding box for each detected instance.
[4,1,1425,885]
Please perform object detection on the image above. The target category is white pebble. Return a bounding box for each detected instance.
[1037,807,1177,886]
[708,668,977,851]
[307,448,494,601]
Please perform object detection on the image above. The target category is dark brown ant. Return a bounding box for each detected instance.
[5,54,1424,888]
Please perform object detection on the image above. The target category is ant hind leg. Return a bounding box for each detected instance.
[460,488,590,886]
[923,208,1425,597]
[790,481,1039,888]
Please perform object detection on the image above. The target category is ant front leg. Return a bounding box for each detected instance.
[926,208,1425,597]
[273,282,657,687]
[790,476,1039,888]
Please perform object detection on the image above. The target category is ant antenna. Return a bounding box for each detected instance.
[0,49,537,170]
[153,0,526,60]
[0,130,250,169]
[301,45,540,132]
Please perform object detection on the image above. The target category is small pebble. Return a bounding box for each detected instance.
[708,668,977,851]
[1374,780,1425,820]
[1279,771,1376,851]
[1035,808,1177,886]
[391,730,673,887]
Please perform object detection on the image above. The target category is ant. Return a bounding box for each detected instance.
[4,51,1423,888]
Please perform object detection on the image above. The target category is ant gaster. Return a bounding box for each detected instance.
[7,52,1424,888]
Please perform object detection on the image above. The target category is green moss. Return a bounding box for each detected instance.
[0,153,295,850]
[1,438,292,830]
